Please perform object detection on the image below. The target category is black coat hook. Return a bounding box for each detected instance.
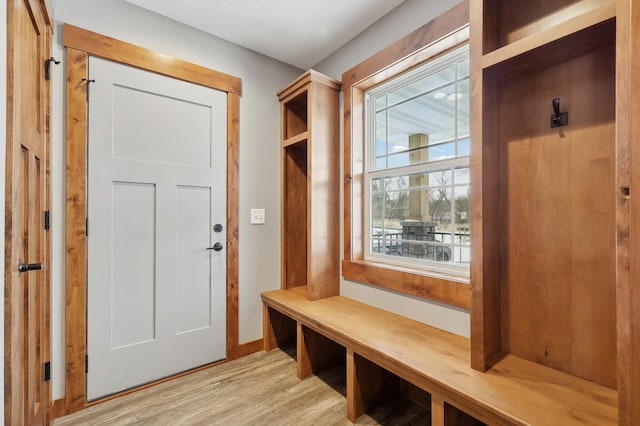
[550,97,568,128]
[81,78,96,102]
[44,57,60,81]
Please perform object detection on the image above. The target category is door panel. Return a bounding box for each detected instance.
[112,85,213,168]
[6,0,51,424]
[111,182,157,349]
[176,185,214,334]
[87,57,227,400]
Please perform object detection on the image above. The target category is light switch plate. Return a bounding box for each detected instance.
[251,208,266,225]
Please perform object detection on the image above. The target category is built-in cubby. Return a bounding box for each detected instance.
[283,91,308,140]
[471,0,621,403]
[444,403,486,426]
[278,70,340,300]
[263,305,297,353]
[481,0,613,54]
[347,351,432,423]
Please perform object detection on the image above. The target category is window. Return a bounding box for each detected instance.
[341,2,471,309]
[364,45,470,276]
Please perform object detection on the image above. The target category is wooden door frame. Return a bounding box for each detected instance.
[5,0,53,423]
[62,24,252,415]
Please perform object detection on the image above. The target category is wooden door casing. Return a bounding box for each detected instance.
[5,0,52,424]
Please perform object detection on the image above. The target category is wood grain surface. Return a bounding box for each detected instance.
[471,0,620,401]
[64,47,89,415]
[63,24,241,95]
[54,348,428,425]
[497,45,617,389]
[615,0,640,423]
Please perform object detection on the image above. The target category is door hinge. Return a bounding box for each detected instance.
[86,218,89,237]
[85,354,89,374]
[44,361,51,382]
[44,210,50,231]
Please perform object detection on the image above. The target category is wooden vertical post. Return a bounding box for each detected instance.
[431,392,446,426]
[346,349,362,423]
[262,304,277,351]
[65,47,89,415]
[297,323,343,380]
[346,349,397,423]
[297,322,312,379]
[616,0,640,423]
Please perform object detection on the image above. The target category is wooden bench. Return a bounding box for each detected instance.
[262,287,617,425]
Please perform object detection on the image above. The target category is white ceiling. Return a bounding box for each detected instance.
[123,0,406,69]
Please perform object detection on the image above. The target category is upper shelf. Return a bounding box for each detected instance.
[481,0,615,72]
[282,91,308,140]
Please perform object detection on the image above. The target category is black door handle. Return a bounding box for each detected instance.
[18,262,45,273]
[206,243,224,252]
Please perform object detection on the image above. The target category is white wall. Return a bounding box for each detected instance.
[313,0,471,338]
[314,0,464,79]
[50,0,302,399]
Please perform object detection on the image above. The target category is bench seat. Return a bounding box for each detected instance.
[261,287,617,425]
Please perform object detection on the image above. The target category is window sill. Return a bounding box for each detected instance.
[341,259,471,310]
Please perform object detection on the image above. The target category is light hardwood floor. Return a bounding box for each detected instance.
[55,347,429,425]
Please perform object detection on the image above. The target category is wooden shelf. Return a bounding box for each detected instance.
[482,2,615,72]
[481,0,614,54]
[282,131,309,148]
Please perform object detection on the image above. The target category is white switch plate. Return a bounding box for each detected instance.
[250,208,266,225]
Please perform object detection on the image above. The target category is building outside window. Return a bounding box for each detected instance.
[364,44,470,276]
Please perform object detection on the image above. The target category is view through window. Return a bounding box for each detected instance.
[364,45,470,275]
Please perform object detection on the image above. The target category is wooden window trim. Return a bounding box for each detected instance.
[342,1,471,310]
[63,24,243,415]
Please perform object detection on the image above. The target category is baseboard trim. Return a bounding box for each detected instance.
[52,398,67,419]
[235,339,264,358]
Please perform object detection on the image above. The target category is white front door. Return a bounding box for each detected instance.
[87,56,227,400]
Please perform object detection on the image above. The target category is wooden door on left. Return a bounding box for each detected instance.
[5,0,52,424]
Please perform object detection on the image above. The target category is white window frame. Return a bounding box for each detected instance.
[363,44,470,278]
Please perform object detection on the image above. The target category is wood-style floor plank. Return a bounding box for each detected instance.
[54,348,429,425]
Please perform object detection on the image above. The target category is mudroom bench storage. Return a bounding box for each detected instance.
[262,287,617,425]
